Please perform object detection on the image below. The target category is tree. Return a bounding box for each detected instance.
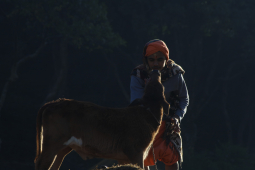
[0,0,124,169]
[0,0,125,114]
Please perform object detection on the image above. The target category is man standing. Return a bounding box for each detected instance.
[130,39,189,170]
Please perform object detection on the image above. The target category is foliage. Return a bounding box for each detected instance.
[95,164,143,170]
[3,0,125,49]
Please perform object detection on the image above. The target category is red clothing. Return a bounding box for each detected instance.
[144,121,180,166]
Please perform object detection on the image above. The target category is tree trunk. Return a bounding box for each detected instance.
[0,42,46,116]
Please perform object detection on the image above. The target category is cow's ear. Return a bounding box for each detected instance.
[162,100,170,116]
[129,98,144,107]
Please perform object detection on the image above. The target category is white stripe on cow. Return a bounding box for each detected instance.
[64,136,83,147]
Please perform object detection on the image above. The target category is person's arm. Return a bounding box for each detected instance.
[175,74,189,121]
[130,75,145,103]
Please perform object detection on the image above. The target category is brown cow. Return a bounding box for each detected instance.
[34,70,170,170]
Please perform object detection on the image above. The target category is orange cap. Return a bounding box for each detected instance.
[145,40,169,60]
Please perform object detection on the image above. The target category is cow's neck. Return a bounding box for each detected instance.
[141,104,162,126]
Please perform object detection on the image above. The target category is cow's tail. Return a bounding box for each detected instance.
[34,104,48,163]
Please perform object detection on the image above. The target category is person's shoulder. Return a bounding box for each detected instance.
[130,64,149,80]
[167,60,185,76]
[172,63,185,76]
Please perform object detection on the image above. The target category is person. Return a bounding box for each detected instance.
[130,39,189,170]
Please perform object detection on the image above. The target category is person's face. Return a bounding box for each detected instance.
[147,51,166,71]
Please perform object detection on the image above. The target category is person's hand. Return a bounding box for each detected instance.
[171,115,181,133]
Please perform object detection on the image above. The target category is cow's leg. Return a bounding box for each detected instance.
[50,146,73,170]
[35,140,70,170]
[35,147,58,170]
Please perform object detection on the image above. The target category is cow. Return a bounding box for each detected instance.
[34,70,170,170]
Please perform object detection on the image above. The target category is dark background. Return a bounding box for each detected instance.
[0,0,255,169]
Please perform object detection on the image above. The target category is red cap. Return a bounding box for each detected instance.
[145,40,169,60]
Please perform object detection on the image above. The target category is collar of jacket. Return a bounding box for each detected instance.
[131,61,185,82]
